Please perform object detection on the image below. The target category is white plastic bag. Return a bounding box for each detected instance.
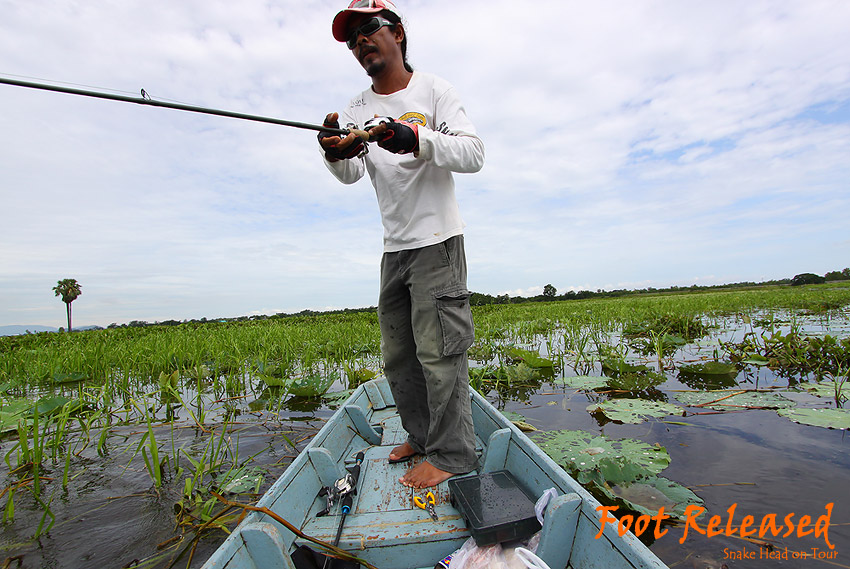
[510,547,551,569]
[448,537,550,569]
[535,488,557,525]
[450,538,509,569]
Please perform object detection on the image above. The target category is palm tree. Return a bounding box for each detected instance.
[53,278,82,332]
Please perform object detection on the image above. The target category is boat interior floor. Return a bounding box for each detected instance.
[298,411,473,555]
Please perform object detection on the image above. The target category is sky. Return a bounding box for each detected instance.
[1,0,849,329]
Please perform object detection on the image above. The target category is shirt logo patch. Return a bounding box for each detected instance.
[399,112,426,126]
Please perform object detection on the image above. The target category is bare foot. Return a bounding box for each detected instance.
[399,461,455,488]
[388,441,418,463]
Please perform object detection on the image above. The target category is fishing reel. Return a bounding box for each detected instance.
[332,117,394,159]
[317,465,360,516]
[363,116,393,131]
[345,122,370,158]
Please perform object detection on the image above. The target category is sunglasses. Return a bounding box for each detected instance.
[346,16,395,49]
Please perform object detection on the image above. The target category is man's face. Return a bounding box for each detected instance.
[347,14,402,77]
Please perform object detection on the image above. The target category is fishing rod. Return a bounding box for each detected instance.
[0,75,368,138]
[316,451,364,569]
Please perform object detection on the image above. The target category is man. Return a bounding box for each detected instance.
[318,0,485,489]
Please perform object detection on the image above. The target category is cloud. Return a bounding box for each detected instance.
[2,0,849,327]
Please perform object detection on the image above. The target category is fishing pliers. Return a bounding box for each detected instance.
[414,491,438,521]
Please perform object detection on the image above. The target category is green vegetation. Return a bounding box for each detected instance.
[529,428,703,520]
[0,282,849,564]
[726,324,850,381]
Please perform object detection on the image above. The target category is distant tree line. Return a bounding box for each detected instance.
[824,268,850,281]
[104,306,379,330]
[470,267,849,305]
[790,268,849,286]
[90,267,847,329]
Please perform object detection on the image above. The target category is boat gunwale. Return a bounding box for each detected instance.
[200,377,669,569]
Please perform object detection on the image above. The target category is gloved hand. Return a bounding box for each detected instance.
[318,112,365,162]
[367,117,419,155]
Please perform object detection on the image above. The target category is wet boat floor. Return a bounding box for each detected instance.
[298,410,473,557]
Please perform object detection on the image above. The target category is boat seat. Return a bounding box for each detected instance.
[481,428,512,472]
[536,492,582,569]
[241,521,290,568]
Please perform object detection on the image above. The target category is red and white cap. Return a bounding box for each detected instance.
[332,0,403,43]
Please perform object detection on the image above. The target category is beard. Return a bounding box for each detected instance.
[365,59,387,77]
[358,46,385,77]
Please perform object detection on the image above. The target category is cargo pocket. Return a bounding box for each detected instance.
[434,285,475,357]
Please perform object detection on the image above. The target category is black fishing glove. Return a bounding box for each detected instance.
[368,117,419,155]
[318,113,365,161]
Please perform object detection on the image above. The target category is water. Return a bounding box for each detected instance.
[498,310,849,568]
[503,388,848,568]
[1,308,847,568]
[0,416,324,568]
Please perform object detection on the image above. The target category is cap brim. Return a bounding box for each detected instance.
[332,7,384,42]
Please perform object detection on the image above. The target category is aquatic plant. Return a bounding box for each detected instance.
[0,282,848,563]
[726,328,850,381]
[586,399,682,424]
[777,407,850,429]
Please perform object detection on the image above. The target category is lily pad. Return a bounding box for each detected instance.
[530,429,670,485]
[679,361,737,377]
[0,399,32,415]
[504,347,554,369]
[593,455,656,486]
[322,389,354,402]
[587,399,682,424]
[777,408,850,430]
[503,363,541,384]
[797,380,847,400]
[30,395,72,416]
[255,360,289,385]
[0,412,24,433]
[259,375,288,388]
[287,371,339,397]
[0,400,31,433]
[678,361,739,389]
[554,375,610,390]
[602,359,649,376]
[674,390,795,410]
[740,354,770,366]
[219,467,265,494]
[53,371,89,384]
[595,476,704,520]
[504,362,536,381]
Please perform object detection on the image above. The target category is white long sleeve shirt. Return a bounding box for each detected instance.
[324,71,484,253]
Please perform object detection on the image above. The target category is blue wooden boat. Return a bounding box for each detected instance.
[201,377,669,569]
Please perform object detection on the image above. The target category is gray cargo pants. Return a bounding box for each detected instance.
[378,235,478,473]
